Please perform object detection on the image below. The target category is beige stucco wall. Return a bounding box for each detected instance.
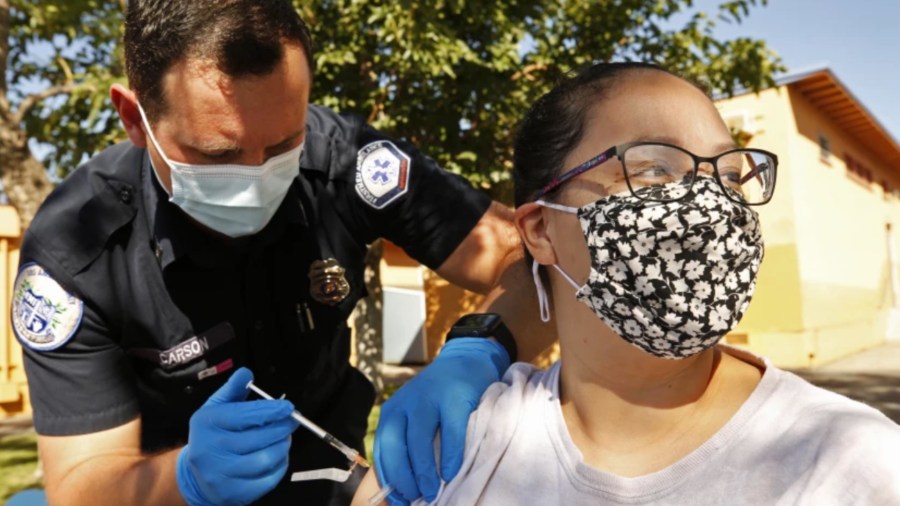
[717,86,900,367]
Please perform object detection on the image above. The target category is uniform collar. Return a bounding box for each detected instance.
[141,153,308,271]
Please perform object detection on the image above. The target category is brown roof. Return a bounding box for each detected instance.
[777,67,900,167]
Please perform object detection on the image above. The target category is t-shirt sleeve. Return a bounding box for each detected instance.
[429,363,540,505]
[13,259,138,436]
[806,402,900,503]
[344,124,492,269]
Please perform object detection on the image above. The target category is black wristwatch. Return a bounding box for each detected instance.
[445,313,518,363]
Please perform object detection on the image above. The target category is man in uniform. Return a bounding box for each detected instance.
[11,1,549,505]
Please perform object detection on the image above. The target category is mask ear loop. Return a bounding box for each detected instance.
[535,199,579,214]
[531,200,583,323]
[532,260,551,323]
[532,261,586,324]
[137,103,177,196]
[552,264,583,291]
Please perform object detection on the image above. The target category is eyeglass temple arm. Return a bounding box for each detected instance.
[532,148,616,200]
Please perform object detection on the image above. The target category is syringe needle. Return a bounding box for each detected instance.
[246,381,370,468]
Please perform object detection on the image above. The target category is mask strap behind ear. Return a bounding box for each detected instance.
[553,264,583,291]
[136,102,176,196]
[136,102,170,162]
[535,199,579,214]
[532,260,551,323]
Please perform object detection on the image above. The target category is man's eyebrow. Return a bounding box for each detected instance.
[188,138,241,153]
[186,129,305,154]
[268,129,305,150]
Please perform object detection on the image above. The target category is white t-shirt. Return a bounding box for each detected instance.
[429,347,900,505]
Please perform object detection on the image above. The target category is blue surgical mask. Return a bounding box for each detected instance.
[138,103,303,238]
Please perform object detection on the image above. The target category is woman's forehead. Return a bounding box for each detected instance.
[575,72,730,158]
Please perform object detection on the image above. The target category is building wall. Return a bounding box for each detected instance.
[717,85,900,367]
[0,206,26,418]
[716,88,806,365]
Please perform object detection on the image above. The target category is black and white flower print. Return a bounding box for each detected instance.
[574,177,764,359]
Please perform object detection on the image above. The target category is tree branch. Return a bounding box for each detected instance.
[56,56,74,84]
[1,0,10,103]
[12,83,93,125]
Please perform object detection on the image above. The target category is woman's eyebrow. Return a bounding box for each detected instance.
[634,136,738,153]
[714,141,740,152]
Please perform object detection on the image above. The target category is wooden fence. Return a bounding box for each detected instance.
[0,205,25,418]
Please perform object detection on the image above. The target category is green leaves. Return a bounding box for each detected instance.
[302,0,782,201]
[7,0,125,177]
[5,0,782,199]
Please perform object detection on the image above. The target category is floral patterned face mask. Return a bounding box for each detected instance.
[534,177,764,359]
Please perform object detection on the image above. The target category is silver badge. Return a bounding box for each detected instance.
[309,258,350,306]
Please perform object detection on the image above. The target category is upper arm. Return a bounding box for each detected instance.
[13,262,140,435]
[434,201,522,294]
[339,123,493,273]
[351,468,387,506]
[39,417,143,499]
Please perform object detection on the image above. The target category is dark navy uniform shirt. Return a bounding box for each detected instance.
[12,105,490,504]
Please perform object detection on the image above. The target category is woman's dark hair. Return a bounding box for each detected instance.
[125,0,315,121]
[513,62,678,207]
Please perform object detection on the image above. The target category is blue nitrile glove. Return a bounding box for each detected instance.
[374,338,510,505]
[176,367,301,506]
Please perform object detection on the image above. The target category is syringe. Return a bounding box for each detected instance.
[246,381,369,470]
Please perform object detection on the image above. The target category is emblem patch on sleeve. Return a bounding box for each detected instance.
[355,140,411,209]
[12,263,84,351]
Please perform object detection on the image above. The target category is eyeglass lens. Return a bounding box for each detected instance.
[622,144,775,204]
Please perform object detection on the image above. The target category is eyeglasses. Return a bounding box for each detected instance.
[532,141,778,206]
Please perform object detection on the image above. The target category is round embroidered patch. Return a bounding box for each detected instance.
[354,140,411,209]
[12,263,83,351]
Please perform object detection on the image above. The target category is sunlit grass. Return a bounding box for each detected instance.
[0,430,42,503]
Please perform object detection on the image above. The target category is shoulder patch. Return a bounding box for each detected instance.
[12,263,83,351]
[355,140,411,209]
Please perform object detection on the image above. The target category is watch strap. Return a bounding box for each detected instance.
[446,314,518,363]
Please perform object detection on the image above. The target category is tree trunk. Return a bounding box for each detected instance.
[0,0,9,101]
[0,0,54,230]
[353,239,385,399]
[0,120,54,229]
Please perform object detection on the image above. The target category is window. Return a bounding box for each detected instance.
[818,133,831,162]
[844,152,874,186]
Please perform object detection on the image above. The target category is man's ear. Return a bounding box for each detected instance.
[514,202,559,267]
[110,84,148,148]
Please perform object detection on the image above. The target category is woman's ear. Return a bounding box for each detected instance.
[514,202,559,266]
[110,84,148,148]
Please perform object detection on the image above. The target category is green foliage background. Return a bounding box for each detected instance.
[8,0,783,203]
[301,0,783,202]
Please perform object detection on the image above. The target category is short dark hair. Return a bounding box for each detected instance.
[125,0,315,120]
[513,62,677,207]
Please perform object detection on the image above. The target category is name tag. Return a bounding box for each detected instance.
[160,336,210,367]
[129,322,234,370]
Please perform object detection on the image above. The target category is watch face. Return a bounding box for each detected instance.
[454,313,500,332]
